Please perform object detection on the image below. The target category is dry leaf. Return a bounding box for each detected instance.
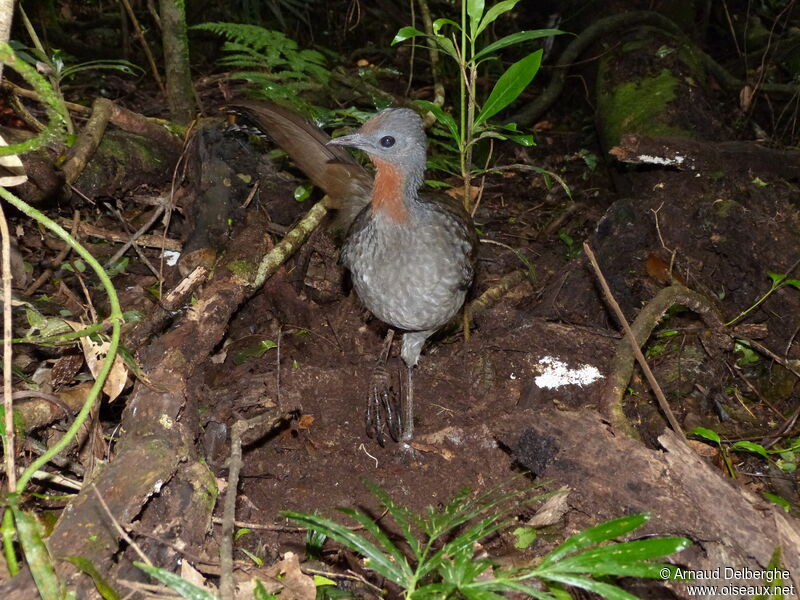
[180,561,217,595]
[66,321,128,401]
[0,135,28,187]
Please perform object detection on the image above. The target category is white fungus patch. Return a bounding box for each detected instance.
[636,153,685,166]
[534,356,603,389]
[162,250,181,266]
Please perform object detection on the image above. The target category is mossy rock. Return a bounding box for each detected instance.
[75,129,172,197]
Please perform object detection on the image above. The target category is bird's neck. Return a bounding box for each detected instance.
[370,158,422,223]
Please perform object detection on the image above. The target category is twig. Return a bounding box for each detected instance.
[220,410,294,599]
[25,210,81,295]
[0,201,15,491]
[253,199,329,288]
[119,0,166,97]
[107,198,169,265]
[723,361,784,418]
[583,242,685,439]
[463,270,528,324]
[276,326,282,409]
[106,204,163,278]
[91,484,153,566]
[56,218,181,251]
[1,80,90,114]
[414,0,445,119]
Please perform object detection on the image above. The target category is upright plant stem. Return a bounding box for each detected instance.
[0,187,124,493]
[459,0,467,202]
[0,202,14,492]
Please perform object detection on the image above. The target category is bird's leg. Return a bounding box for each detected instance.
[366,329,397,446]
[401,363,414,442]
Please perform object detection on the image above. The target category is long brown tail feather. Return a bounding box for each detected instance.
[226,100,372,226]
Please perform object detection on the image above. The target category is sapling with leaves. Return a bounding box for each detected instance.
[284,480,690,600]
[393,0,565,211]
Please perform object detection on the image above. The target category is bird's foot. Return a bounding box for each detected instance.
[394,441,423,462]
[365,363,402,446]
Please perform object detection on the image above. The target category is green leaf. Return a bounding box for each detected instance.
[763,492,790,512]
[768,272,787,286]
[538,514,650,568]
[513,526,537,549]
[136,563,217,599]
[254,580,279,600]
[433,18,461,35]
[784,278,800,290]
[490,579,559,600]
[475,29,566,61]
[690,427,721,444]
[415,100,460,144]
[467,0,486,37]
[13,507,64,600]
[546,538,690,577]
[731,440,768,459]
[282,510,409,585]
[392,26,429,45]
[233,340,278,365]
[432,36,458,60]
[363,479,423,557]
[293,182,312,202]
[508,134,536,145]
[475,50,542,126]
[314,575,336,586]
[240,547,263,566]
[475,0,522,37]
[63,556,120,600]
[337,506,412,571]
[542,573,641,600]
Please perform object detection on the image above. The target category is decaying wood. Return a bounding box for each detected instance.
[4,123,331,598]
[500,407,800,598]
[610,134,800,180]
[585,243,684,438]
[56,217,182,251]
[600,283,727,436]
[62,98,181,185]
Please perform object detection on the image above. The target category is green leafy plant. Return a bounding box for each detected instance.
[0,43,124,599]
[284,480,689,600]
[691,427,800,499]
[393,0,564,210]
[15,6,140,135]
[558,229,581,260]
[726,272,800,327]
[192,22,328,112]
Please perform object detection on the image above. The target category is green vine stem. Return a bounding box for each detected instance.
[0,43,69,156]
[0,186,123,493]
[12,322,106,346]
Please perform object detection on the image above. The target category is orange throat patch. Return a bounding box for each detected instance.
[370,158,409,223]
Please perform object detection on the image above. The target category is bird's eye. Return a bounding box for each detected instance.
[380,136,396,148]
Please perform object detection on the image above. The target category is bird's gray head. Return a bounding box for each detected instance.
[327,108,427,178]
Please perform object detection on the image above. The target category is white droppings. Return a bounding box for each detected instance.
[162,250,180,266]
[534,356,603,389]
[636,154,685,166]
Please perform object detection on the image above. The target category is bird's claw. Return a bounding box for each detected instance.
[365,364,401,446]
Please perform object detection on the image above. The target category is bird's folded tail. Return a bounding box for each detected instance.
[225,99,372,231]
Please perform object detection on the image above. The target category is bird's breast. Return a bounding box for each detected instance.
[342,203,474,332]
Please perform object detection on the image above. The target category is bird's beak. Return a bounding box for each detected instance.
[327,133,368,150]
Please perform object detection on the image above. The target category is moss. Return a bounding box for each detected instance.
[188,461,219,514]
[676,43,706,85]
[76,130,169,196]
[227,259,255,280]
[711,199,736,218]
[597,68,688,148]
